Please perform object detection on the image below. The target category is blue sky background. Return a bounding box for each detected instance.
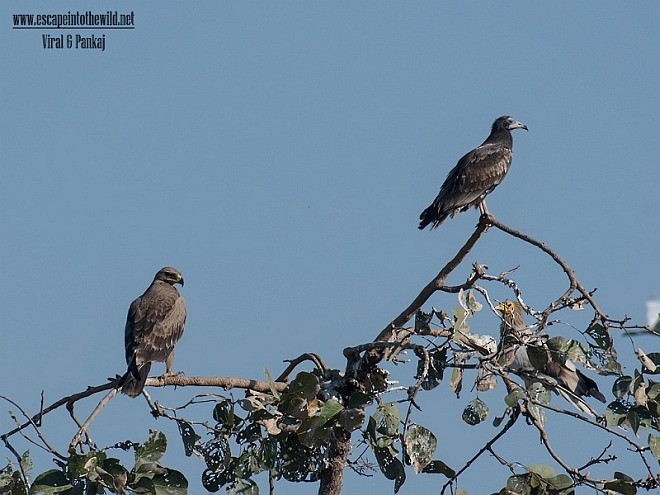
[1,2,658,494]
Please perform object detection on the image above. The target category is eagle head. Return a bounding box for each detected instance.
[494,116,528,132]
[154,267,185,286]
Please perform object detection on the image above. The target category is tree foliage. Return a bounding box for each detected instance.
[2,214,659,495]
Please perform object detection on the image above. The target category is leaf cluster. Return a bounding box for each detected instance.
[3,430,187,495]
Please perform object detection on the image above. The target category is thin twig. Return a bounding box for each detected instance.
[276,353,330,382]
[440,408,520,494]
[1,435,29,486]
[0,395,66,460]
[378,217,491,343]
[69,388,119,450]
[530,399,654,477]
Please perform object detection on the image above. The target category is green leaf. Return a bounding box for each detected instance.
[316,398,344,428]
[612,376,632,398]
[233,478,258,495]
[20,450,33,476]
[504,387,525,407]
[29,470,72,495]
[462,398,488,426]
[547,474,573,489]
[647,381,660,400]
[528,463,555,478]
[283,372,320,402]
[586,323,611,350]
[372,447,405,492]
[339,407,366,431]
[213,399,239,428]
[421,460,455,478]
[263,367,281,399]
[528,382,551,405]
[201,468,226,492]
[605,400,629,427]
[135,430,167,468]
[404,425,437,474]
[602,355,624,375]
[0,465,28,495]
[68,451,106,479]
[546,336,568,353]
[627,405,652,435]
[178,421,200,458]
[133,476,157,494]
[372,401,401,437]
[151,468,188,495]
[506,474,531,495]
[604,472,637,495]
[98,458,128,494]
[648,433,660,460]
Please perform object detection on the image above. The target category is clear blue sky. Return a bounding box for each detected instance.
[1,2,658,494]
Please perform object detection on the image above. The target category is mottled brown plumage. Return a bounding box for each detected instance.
[495,301,605,415]
[419,116,527,230]
[120,267,187,397]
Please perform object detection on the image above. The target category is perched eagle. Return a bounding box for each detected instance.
[495,301,606,415]
[120,267,187,397]
[419,116,527,230]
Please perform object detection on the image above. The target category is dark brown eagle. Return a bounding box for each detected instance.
[419,116,527,230]
[120,267,187,397]
[495,301,606,415]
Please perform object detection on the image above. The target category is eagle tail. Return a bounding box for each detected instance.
[119,362,152,398]
[575,369,606,403]
[419,204,449,230]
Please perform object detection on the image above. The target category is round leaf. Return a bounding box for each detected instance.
[404,424,437,474]
[462,398,488,426]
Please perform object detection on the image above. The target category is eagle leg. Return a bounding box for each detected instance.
[163,351,183,378]
[478,199,490,215]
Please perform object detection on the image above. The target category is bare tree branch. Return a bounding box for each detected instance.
[69,388,118,451]
[2,375,288,442]
[276,353,330,382]
[440,408,520,495]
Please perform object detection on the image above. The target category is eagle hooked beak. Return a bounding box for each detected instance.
[509,119,528,131]
[494,301,514,316]
[176,275,185,287]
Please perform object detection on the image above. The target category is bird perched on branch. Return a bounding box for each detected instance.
[419,116,527,230]
[120,267,187,397]
[495,300,606,415]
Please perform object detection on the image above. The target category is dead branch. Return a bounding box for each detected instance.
[276,353,330,382]
[2,374,288,442]
[69,388,118,451]
[440,407,520,495]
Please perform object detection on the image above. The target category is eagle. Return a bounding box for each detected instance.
[495,301,606,415]
[419,116,527,230]
[120,267,187,397]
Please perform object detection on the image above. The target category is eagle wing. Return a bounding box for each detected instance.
[439,143,512,212]
[419,143,512,229]
[125,283,187,367]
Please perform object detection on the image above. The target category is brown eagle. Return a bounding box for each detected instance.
[120,267,187,397]
[419,116,527,230]
[495,301,606,415]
